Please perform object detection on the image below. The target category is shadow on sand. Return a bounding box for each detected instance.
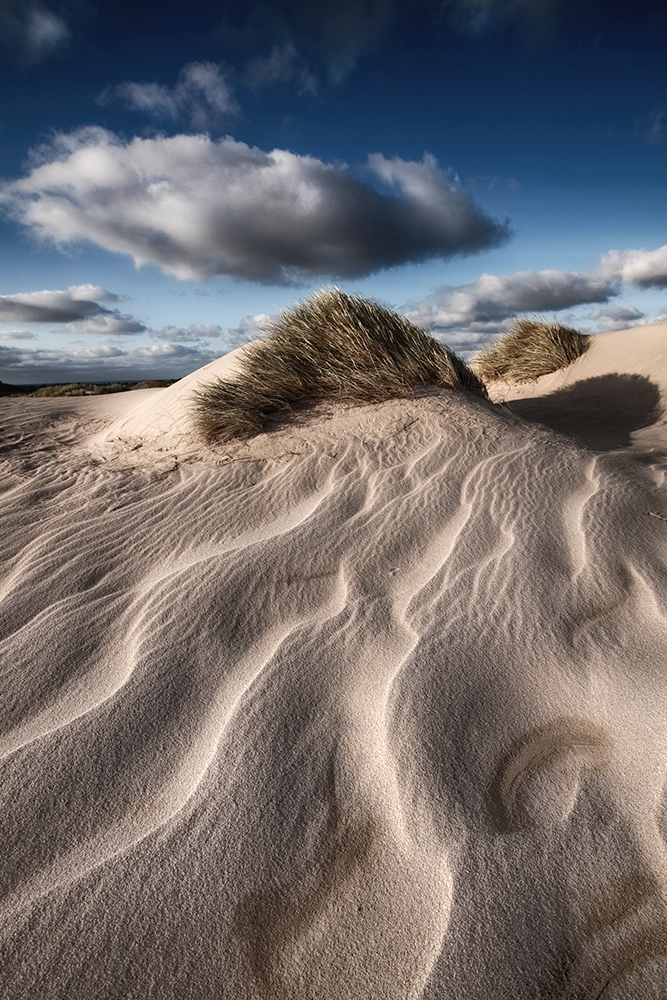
[507,373,663,451]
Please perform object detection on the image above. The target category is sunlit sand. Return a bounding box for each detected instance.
[2,319,667,998]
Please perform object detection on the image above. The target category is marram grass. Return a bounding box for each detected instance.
[194,289,488,443]
[472,317,590,384]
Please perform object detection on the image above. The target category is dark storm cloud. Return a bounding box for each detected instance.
[0,129,510,284]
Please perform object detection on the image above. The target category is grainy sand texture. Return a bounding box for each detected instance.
[2,321,667,999]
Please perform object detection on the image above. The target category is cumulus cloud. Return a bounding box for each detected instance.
[402,244,667,353]
[0,284,149,337]
[0,129,509,284]
[225,312,275,346]
[0,284,121,323]
[102,62,238,130]
[403,267,616,345]
[65,314,147,335]
[584,305,647,334]
[598,245,667,288]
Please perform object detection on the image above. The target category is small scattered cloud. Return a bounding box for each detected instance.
[216,0,396,88]
[225,312,275,346]
[1,129,509,284]
[152,323,224,342]
[243,42,318,95]
[0,284,120,323]
[0,330,36,341]
[464,174,521,195]
[0,0,88,63]
[65,314,147,335]
[101,62,238,130]
[638,106,667,146]
[584,304,646,334]
[27,8,69,49]
[440,0,568,40]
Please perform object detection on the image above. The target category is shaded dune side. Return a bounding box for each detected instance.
[2,393,667,999]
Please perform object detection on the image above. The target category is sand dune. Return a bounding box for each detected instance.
[2,322,667,998]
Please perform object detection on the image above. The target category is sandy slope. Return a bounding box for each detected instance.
[2,323,667,999]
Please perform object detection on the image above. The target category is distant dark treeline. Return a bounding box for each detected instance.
[0,380,177,397]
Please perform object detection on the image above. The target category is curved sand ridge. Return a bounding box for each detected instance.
[2,323,667,998]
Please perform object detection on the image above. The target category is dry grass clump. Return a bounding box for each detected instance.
[131,380,176,390]
[29,380,175,397]
[30,383,126,397]
[193,289,488,443]
[471,318,590,384]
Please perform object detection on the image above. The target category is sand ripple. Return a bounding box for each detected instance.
[2,389,667,998]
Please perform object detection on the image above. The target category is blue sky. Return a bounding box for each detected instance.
[1,0,666,382]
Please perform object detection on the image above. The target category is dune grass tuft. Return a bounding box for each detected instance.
[471,317,590,384]
[29,380,175,397]
[193,289,488,443]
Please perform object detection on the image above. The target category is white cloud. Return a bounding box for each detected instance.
[65,314,147,335]
[0,284,149,337]
[403,245,667,354]
[104,62,238,130]
[243,43,318,95]
[225,312,275,347]
[0,1,78,61]
[0,284,120,323]
[0,330,36,341]
[153,323,224,342]
[0,129,510,284]
[27,9,69,49]
[403,268,615,337]
[584,305,647,334]
[598,246,667,288]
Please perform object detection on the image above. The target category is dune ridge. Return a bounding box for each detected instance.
[2,321,667,997]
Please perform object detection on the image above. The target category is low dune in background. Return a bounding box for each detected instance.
[2,322,667,998]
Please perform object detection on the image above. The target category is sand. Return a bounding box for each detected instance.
[2,321,667,998]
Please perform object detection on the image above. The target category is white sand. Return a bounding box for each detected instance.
[2,323,667,998]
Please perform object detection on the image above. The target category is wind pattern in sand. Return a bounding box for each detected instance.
[2,377,667,999]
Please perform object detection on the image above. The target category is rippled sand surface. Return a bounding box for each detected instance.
[3,324,667,999]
